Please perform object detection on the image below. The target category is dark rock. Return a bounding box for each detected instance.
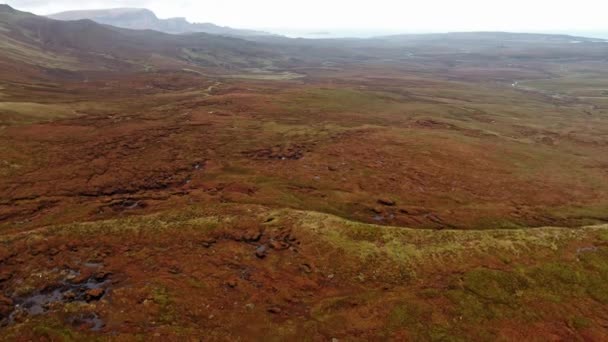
[267,306,281,314]
[85,288,105,302]
[377,198,396,206]
[94,270,112,281]
[255,245,267,259]
[63,290,77,301]
[71,271,92,284]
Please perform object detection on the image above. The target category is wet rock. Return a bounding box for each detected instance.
[377,198,396,206]
[85,288,105,302]
[71,271,92,284]
[255,245,268,259]
[94,270,112,282]
[63,290,76,301]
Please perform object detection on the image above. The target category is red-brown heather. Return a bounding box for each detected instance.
[1,4,608,340]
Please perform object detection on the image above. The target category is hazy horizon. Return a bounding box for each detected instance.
[3,0,608,39]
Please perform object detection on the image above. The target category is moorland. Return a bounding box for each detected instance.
[1,4,608,340]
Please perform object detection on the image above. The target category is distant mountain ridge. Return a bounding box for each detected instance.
[48,8,273,37]
[0,4,284,82]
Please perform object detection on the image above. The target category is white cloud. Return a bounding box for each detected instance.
[3,0,607,33]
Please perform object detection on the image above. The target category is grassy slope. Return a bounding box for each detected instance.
[1,204,607,340]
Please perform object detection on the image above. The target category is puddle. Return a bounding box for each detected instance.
[577,246,598,255]
[372,215,385,222]
[1,269,111,329]
[372,213,395,222]
[109,199,146,211]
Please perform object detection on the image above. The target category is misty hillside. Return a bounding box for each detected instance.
[47,8,273,37]
[0,4,283,79]
[3,4,608,82]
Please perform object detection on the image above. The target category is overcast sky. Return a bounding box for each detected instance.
[3,0,608,34]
